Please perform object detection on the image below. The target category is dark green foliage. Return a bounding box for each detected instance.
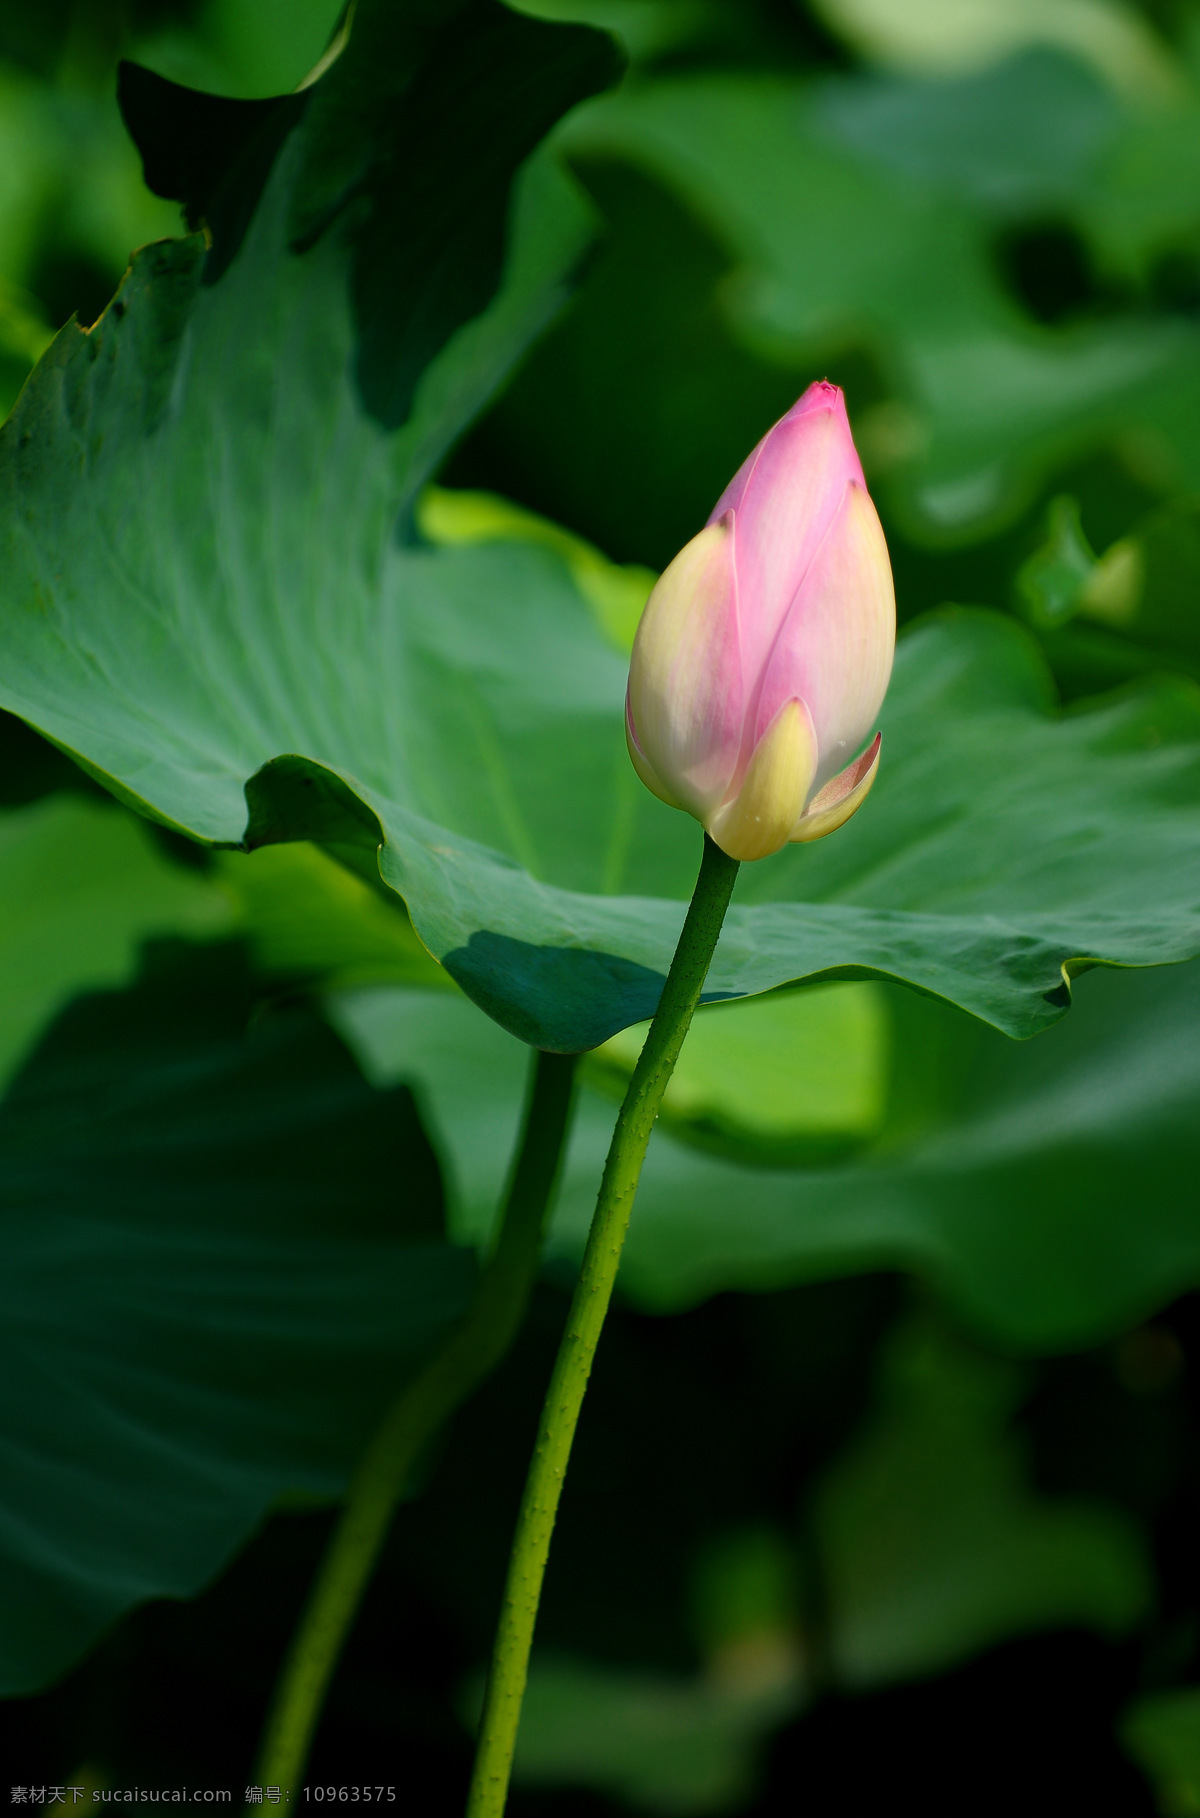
[2,0,1200,1801]
[118,60,305,251]
[0,939,473,1692]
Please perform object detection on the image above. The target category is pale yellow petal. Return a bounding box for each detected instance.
[708,698,818,862]
[790,733,881,844]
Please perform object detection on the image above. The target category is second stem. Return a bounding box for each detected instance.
[251,1045,578,1799]
[466,833,740,1816]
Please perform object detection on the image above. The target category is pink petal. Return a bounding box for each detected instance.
[709,383,865,688]
[754,479,894,788]
[626,518,743,820]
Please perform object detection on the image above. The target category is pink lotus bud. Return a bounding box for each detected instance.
[625,382,895,863]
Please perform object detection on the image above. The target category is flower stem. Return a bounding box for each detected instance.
[249,1045,579,1803]
[465,834,740,1817]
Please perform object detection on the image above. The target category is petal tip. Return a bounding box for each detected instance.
[793,377,843,411]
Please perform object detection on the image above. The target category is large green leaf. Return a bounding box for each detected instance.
[0,941,473,1694]
[1,8,1199,1051]
[337,944,1200,1349]
[313,597,1200,1048]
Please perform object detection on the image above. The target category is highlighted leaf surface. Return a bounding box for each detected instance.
[339,954,1200,1350]
[1,8,1199,1048]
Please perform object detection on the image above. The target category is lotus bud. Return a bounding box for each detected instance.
[625,382,895,863]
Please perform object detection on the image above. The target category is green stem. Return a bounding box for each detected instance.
[249,1046,579,1803]
[466,834,740,1817]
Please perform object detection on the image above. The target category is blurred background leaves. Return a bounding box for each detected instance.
[1,0,1200,1812]
[0,0,344,418]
